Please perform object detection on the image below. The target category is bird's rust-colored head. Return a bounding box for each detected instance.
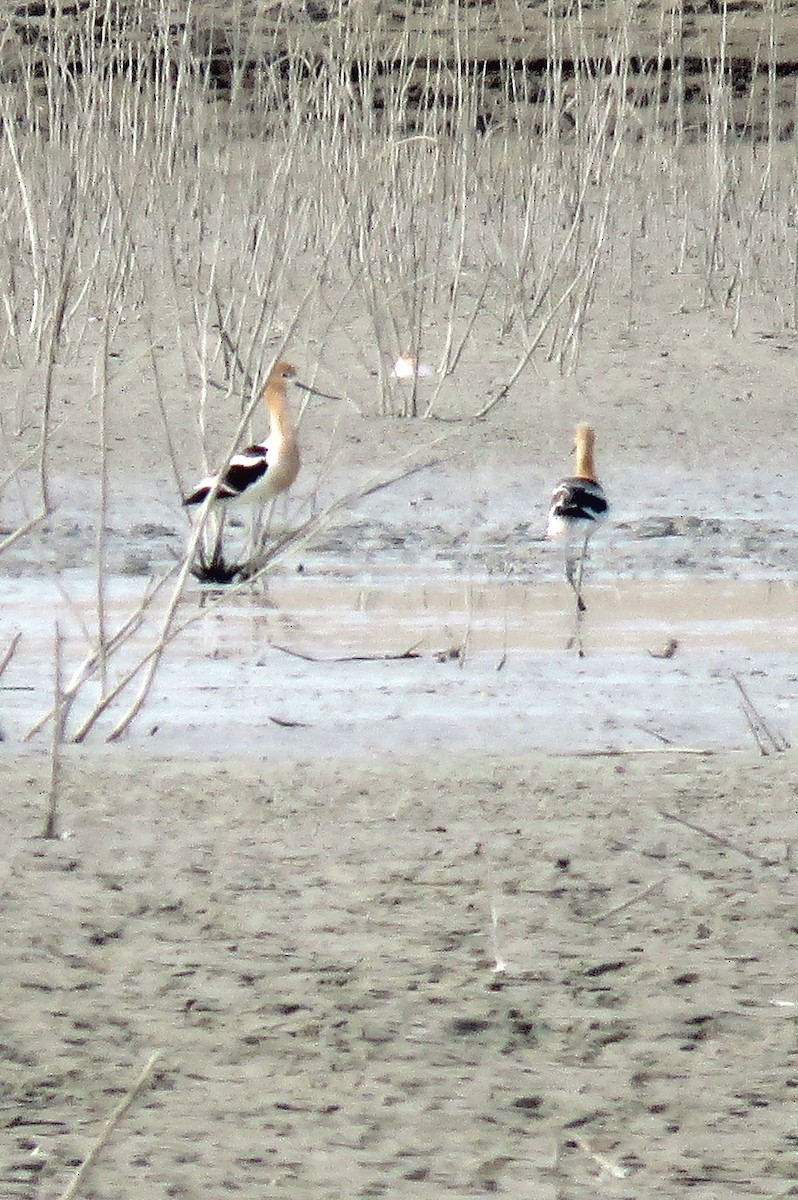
[267,360,297,386]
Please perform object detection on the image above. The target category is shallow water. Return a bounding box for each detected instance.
[1,570,794,756]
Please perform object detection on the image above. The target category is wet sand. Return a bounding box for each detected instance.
[3,536,797,1196]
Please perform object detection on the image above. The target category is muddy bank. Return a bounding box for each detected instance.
[2,748,796,1198]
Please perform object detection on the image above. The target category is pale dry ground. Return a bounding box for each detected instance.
[1,749,797,1199]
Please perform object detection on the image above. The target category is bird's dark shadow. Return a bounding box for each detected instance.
[189,509,258,585]
[190,556,244,585]
[190,534,258,585]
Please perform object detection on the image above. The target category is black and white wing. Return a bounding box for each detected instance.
[183,444,269,506]
[549,478,608,524]
[547,477,608,540]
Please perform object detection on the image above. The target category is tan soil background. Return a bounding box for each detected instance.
[2,3,798,1198]
[2,750,798,1198]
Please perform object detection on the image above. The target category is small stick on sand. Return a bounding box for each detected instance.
[56,1052,161,1200]
[0,629,21,680]
[595,879,665,920]
[633,724,674,745]
[731,673,789,755]
[269,641,423,663]
[42,623,65,839]
[659,809,784,869]
[570,1135,629,1179]
[553,747,718,758]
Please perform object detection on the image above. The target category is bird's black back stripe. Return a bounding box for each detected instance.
[550,480,608,521]
[183,481,241,505]
[222,458,269,495]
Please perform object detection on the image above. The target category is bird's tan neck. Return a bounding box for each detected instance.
[265,386,294,442]
[573,428,597,481]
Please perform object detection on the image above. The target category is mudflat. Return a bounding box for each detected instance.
[2,747,797,1198]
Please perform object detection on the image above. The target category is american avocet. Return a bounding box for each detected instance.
[184,361,300,509]
[547,423,608,638]
[392,352,432,380]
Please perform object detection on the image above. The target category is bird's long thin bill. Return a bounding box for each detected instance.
[294,381,342,401]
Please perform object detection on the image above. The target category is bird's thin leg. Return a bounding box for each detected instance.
[565,553,576,594]
[572,534,592,656]
[245,499,274,578]
[211,511,227,575]
[568,611,585,657]
[196,517,211,572]
[564,535,589,656]
[196,510,229,580]
[564,546,587,614]
[574,533,589,613]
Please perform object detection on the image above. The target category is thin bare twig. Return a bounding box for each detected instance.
[658,809,784,868]
[595,879,665,921]
[213,284,253,393]
[41,623,65,839]
[218,454,443,586]
[269,640,423,663]
[56,1052,162,1200]
[553,748,718,758]
[0,631,22,680]
[732,673,789,755]
[0,508,50,558]
[634,724,674,746]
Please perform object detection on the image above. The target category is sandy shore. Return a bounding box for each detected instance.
[2,747,797,1198]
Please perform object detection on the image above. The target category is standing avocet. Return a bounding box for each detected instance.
[547,423,608,644]
[183,360,305,583]
[183,360,300,509]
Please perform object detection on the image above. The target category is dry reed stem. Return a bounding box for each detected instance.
[55,1051,162,1200]
[239,453,443,580]
[23,572,175,741]
[0,630,22,680]
[0,508,50,558]
[0,438,45,498]
[41,622,65,839]
[658,808,789,870]
[1,98,42,344]
[732,673,789,755]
